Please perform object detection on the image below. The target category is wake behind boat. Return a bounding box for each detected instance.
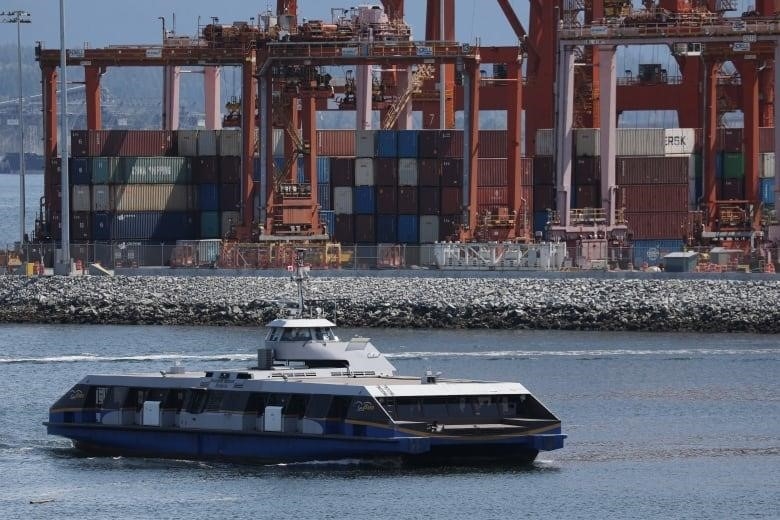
[46,250,565,465]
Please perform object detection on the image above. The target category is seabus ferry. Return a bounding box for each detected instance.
[46,251,565,465]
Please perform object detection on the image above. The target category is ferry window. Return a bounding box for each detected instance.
[163,390,186,411]
[268,328,282,341]
[221,391,250,412]
[184,389,207,413]
[347,397,389,423]
[102,386,128,410]
[305,395,333,418]
[395,398,424,421]
[315,328,335,341]
[285,394,309,418]
[246,393,269,415]
[146,388,167,402]
[422,397,449,419]
[96,387,108,406]
[472,396,500,419]
[267,394,290,408]
[326,396,351,420]
[205,391,225,412]
[498,395,522,417]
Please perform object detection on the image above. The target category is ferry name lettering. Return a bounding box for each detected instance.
[355,401,375,413]
[68,389,85,400]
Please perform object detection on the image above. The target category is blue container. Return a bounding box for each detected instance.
[200,211,220,239]
[112,212,163,240]
[376,214,398,243]
[397,215,419,243]
[252,157,263,182]
[317,157,331,184]
[198,184,220,211]
[92,212,111,240]
[353,186,376,215]
[159,212,197,240]
[319,210,335,235]
[70,158,91,185]
[397,130,419,158]
[760,177,775,206]
[375,130,398,157]
[632,239,684,268]
[715,151,724,179]
[533,210,548,234]
[318,183,332,210]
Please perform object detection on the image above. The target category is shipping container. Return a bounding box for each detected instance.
[192,157,220,184]
[721,177,744,200]
[477,186,508,206]
[397,130,419,158]
[625,211,688,239]
[330,157,355,186]
[419,130,438,157]
[317,130,355,156]
[519,157,534,186]
[419,186,440,214]
[478,130,507,158]
[397,215,419,243]
[353,186,376,215]
[375,158,398,186]
[572,184,600,208]
[197,130,219,156]
[419,215,440,243]
[759,153,775,178]
[535,128,554,156]
[200,211,220,239]
[318,183,331,210]
[220,183,241,211]
[71,130,89,157]
[439,215,460,241]
[198,183,220,212]
[398,158,419,185]
[92,184,111,212]
[441,158,463,186]
[111,211,196,241]
[397,186,419,214]
[759,127,774,153]
[92,212,111,241]
[71,185,91,212]
[376,214,398,243]
[112,184,196,212]
[418,158,440,186]
[632,239,685,267]
[177,130,199,156]
[82,130,177,157]
[376,186,397,214]
[575,128,600,157]
[616,156,690,185]
[438,130,464,158]
[70,158,91,185]
[375,130,398,157]
[70,211,91,241]
[533,185,556,210]
[573,156,600,185]
[664,128,696,155]
[219,156,242,184]
[219,129,242,156]
[119,157,192,184]
[319,210,336,236]
[317,157,330,184]
[617,128,666,156]
[355,214,376,243]
[356,130,376,157]
[722,152,744,179]
[718,127,742,153]
[90,157,120,184]
[354,157,375,186]
[333,186,354,214]
[252,157,263,183]
[533,210,549,233]
[620,184,688,212]
[220,211,240,237]
[333,214,355,244]
[533,156,554,185]
[760,177,775,205]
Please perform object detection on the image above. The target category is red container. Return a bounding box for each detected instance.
[375,159,398,186]
[717,128,742,153]
[477,186,508,205]
[330,157,355,186]
[759,127,774,153]
[86,130,176,156]
[192,157,220,184]
[572,183,600,208]
[625,211,689,239]
[441,187,462,214]
[71,130,90,157]
[441,159,463,186]
[438,130,464,158]
[518,185,534,214]
[533,156,554,185]
[419,131,438,157]
[70,211,91,241]
[439,214,461,241]
[533,185,556,210]
[574,156,600,185]
[721,177,744,200]
[397,186,419,214]
[220,183,242,211]
[477,159,508,187]
[317,130,355,156]
[621,184,688,212]
[419,186,441,214]
[519,157,534,186]
[376,186,397,214]
[333,214,355,244]
[616,156,689,185]
[478,130,508,158]
[354,214,376,243]
[418,159,441,186]
[220,156,241,184]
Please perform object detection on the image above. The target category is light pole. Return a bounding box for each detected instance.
[59,0,70,270]
[0,10,31,245]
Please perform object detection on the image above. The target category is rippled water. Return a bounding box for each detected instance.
[0,325,777,519]
[0,171,43,248]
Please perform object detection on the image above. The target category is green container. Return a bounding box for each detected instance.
[119,157,192,184]
[90,157,120,184]
[722,152,744,179]
[200,211,220,239]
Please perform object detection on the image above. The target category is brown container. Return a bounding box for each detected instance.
[419,131,438,157]
[759,127,774,153]
[86,130,177,157]
[375,159,398,186]
[333,214,355,244]
[572,184,601,209]
[419,186,441,214]
[616,156,689,185]
[478,130,508,158]
[620,184,688,212]
[418,159,441,186]
[376,186,397,214]
[533,156,554,185]
[330,157,355,186]
[70,211,91,241]
[192,157,220,184]
[441,187,462,214]
[533,185,556,210]
[519,157,533,186]
[397,186,419,214]
[438,130,464,158]
[574,156,601,185]
[717,127,742,153]
[519,185,534,214]
[441,159,463,186]
[477,159,508,187]
[625,211,688,239]
[317,130,356,156]
[220,183,242,211]
[721,177,744,200]
[477,186,508,205]
[71,130,90,157]
[354,214,376,243]
[439,214,461,241]
[220,156,241,184]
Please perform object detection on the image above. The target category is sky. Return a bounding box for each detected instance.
[0,0,530,49]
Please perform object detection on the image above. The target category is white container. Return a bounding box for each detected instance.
[664,128,696,155]
[759,153,775,178]
[419,215,440,243]
[177,130,199,156]
[575,128,600,157]
[197,130,219,156]
[71,185,91,212]
[92,185,110,212]
[398,158,419,185]
[219,129,242,156]
[535,128,555,156]
[617,128,666,156]
[112,184,195,212]
[354,158,375,185]
[356,130,376,158]
[333,186,353,214]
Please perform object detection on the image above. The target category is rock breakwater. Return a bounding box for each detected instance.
[0,275,778,333]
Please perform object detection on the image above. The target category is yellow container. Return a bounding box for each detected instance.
[25,262,36,277]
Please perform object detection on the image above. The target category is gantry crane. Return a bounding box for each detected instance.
[381,64,435,130]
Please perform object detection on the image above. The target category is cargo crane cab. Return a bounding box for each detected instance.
[223,96,242,127]
[337,69,356,110]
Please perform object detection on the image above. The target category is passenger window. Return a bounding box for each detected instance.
[184,390,208,413]
[204,391,225,412]
[285,394,309,417]
[267,328,282,341]
[246,393,268,415]
[305,395,333,418]
[281,329,296,341]
[221,392,250,412]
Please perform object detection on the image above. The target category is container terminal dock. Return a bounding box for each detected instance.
[4,0,780,275]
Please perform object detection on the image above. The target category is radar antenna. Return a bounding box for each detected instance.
[291,248,308,316]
